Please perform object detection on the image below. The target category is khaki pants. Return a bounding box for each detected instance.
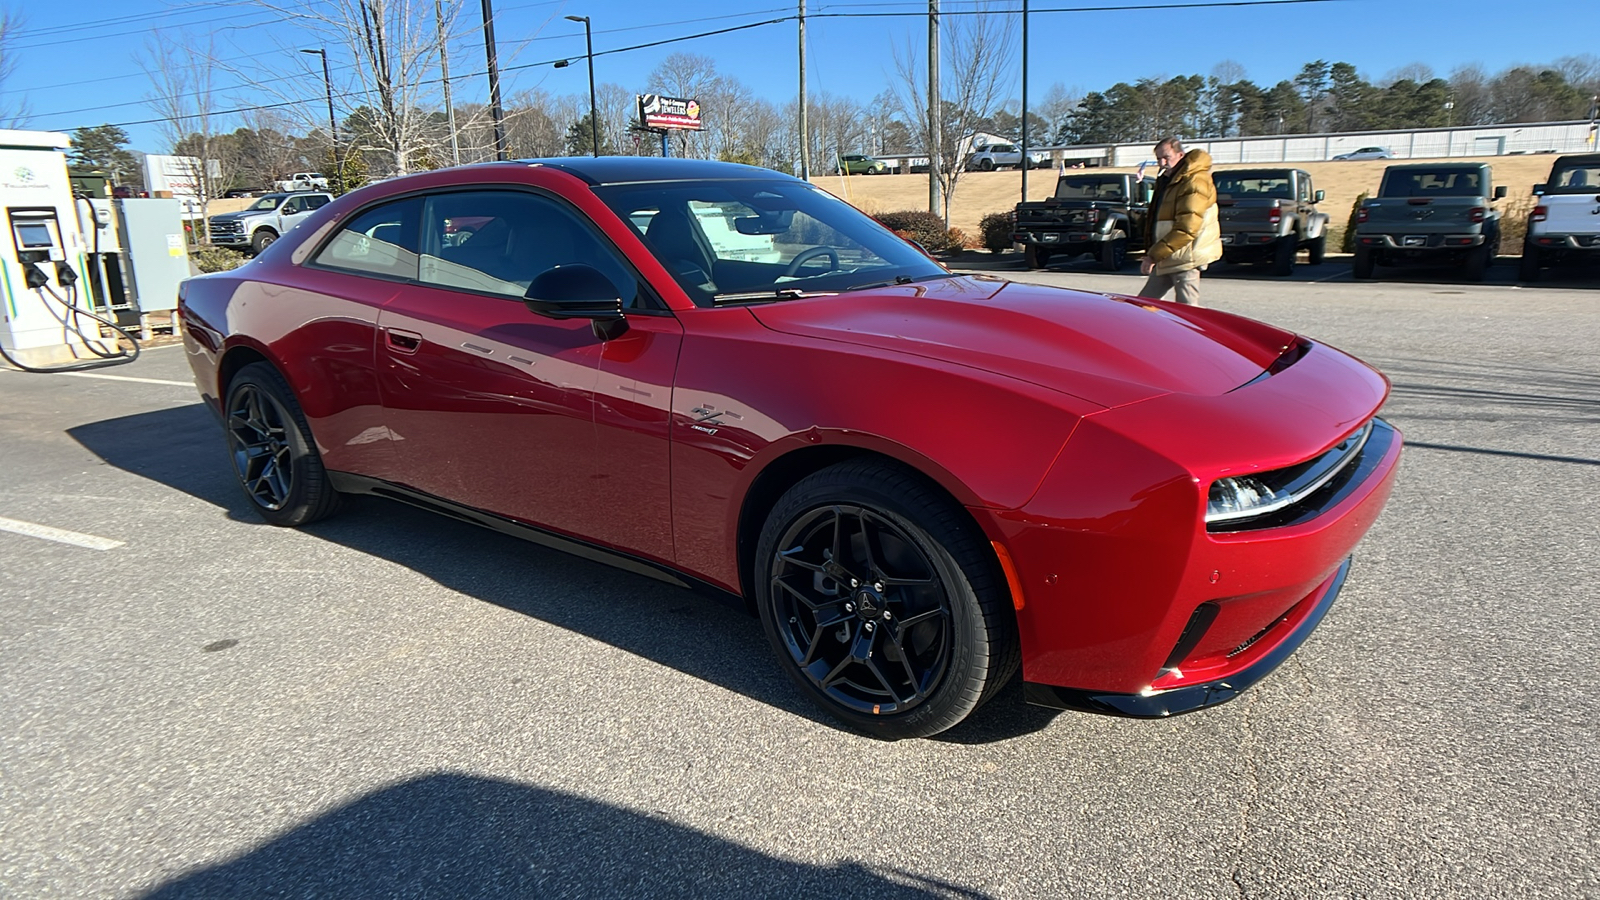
[1139,267,1203,306]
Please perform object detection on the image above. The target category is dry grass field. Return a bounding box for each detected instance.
[813,154,1560,252]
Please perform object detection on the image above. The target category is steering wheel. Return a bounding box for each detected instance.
[783,246,841,277]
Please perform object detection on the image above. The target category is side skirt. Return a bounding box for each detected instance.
[327,471,750,613]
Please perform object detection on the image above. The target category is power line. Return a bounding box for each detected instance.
[45,0,1354,134]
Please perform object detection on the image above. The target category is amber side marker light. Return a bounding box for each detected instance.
[991,541,1028,610]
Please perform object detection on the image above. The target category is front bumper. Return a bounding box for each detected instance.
[982,340,1400,716]
[1013,230,1112,249]
[1025,558,1349,716]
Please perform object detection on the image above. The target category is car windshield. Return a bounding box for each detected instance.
[594,179,949,307]
[1054,178,1125,200]
[1380,169,1484,197]
[248,195,288,211]
[1213,174,1293,199]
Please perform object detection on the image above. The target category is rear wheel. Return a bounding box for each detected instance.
[1099,236,1127,271]
[1023,244,1049,270]
[754,461,1019,739]
[1306,232,1327,265]
[1352,246,1377,280]
[1464,244,1492,282]
[224,362,342,527]
[1270,233,1297,276]
[1519,243,1542,282]
[978,158,995,172]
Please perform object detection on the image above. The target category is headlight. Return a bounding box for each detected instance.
[1205,421,1374,527]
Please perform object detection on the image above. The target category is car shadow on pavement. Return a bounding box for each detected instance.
[68,405,1063,744]
[139,773,993,899]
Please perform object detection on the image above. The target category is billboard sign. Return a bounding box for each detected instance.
[638,94,702,131]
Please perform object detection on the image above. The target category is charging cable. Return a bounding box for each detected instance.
[0,261,142,373]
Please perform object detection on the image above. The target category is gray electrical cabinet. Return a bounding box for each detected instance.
[114,198,190,314]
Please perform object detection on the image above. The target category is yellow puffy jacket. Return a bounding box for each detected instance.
[1144,149,1223,275]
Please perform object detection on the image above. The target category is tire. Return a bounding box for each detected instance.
[1519,243,1542,282]
[978,158,995,172]
[250,229,278,255]
[1099,236,1127,271]
[1270,233,1297,276]
[1023,244,1049,270]
[1352,246,1377,280]
[1306,232,1326,265]
[223,362,342,527]
[1464,244,1491,282]
[754,460,1020,739]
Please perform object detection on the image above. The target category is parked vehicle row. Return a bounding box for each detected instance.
[1013,167,1333,277]
[1010,154,1599,283]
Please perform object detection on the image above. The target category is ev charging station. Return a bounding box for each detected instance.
[0,130,131,370]
[0,129,187,372]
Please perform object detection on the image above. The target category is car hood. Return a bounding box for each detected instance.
[747,276,1299,409]
[208,211,264,223]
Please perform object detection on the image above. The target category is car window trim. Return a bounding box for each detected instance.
[302,184,672,315]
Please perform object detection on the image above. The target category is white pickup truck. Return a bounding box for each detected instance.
[274,172,330,192]
[965,142,1047,171]
[1520,154,1600,281]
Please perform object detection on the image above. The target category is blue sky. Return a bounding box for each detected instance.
[5,0,1598,154]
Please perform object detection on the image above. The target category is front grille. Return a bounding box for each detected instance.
[209,221,243,237]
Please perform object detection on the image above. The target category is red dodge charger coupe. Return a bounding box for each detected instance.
[179,158,1401,738]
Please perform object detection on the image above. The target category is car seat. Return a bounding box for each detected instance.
[644,204,717,293]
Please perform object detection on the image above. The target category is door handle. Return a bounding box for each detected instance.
[385,328,422,353]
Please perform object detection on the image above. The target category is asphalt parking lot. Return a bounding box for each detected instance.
[2,260,1597,899]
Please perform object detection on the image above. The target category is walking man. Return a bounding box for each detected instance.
[1139,138,1222,306]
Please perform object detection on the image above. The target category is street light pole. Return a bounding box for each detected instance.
[299,48,339,185]
[566,15,598,157]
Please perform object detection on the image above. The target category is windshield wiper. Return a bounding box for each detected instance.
[712,289,838,305]
[842,273,953,292]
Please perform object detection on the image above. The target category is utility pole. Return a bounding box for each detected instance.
[565,16,598,157]
[480,0,508,160]
[1019,0,1029,204]
[798,0,810,179]
[299,49,339,186]
[928,0,941,217]
[436,0,460,165]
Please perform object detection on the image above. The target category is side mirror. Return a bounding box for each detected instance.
[1314,190,1326,202]
[523,265,628,338]
[1532,183,1547,196]
[1493,185,1507,200]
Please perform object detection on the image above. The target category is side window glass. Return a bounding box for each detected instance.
[418,190,640,306]
[305,195,330,210]
[310,197,420,280]
[282,199,302,215]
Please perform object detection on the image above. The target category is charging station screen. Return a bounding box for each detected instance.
[14,223,54,249]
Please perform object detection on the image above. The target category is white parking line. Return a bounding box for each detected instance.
[58,372,193,387]
[0,516,124,550]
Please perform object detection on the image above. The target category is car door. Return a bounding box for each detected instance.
[376,187,680,552]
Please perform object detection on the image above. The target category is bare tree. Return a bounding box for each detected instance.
[890,1,1016,221]
[141,31,241,232]
[0,10,25,126]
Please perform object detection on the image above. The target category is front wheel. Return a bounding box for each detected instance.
[754,461,1019,739]
[250,229,278,255]
[224,362,342,527]
[978,158,995,171]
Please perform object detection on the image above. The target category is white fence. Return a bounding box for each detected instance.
[1055,120,1598,168]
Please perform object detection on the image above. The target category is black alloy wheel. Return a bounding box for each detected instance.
[755,461,1018,739]
[224,362,342,527]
